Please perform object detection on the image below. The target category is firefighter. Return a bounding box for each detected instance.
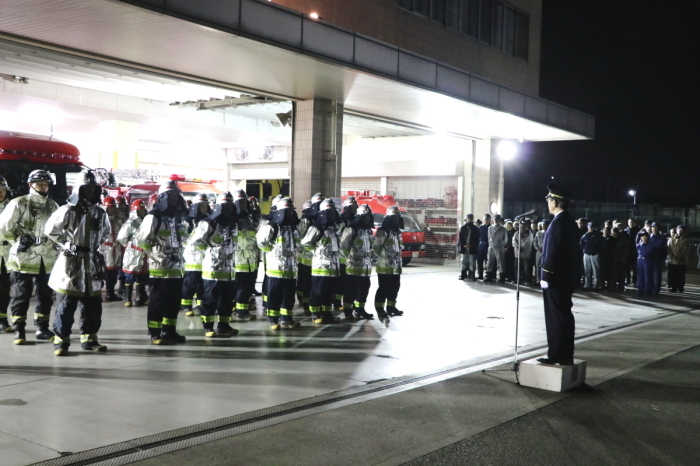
[296,200,313,315]
[0,175,12,333]
[45,170,111,356]
[0,169,59,344]
[136,181,188,345]
[181,193,210,316]
[230,190,258,321]
[189,192,239,337]
[256,197,301,329]
[300,199,342,324]
[249,196,262,229]
[374,206,404,319]
[340,203,375,320]
[116,195,129,221]
[335,196,356,312]
[117,199,149,307]
[100,196,124,301]
[260,194,284,315]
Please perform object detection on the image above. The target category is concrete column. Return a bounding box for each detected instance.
[472,138,492,217]
[291,99,343,203]
[489,140,505,215]
[96,120,139,169]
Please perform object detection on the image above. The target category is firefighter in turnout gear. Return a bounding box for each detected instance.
[0,175,12,333]
[300,198,342,324]
[0,169,59,344]
[181,193,210,316]
[232,190,259,321]
[340,203,375,320]
[117,199,149,307]
[335,196,356,313]
[296,200,313,315]
[136,181,188,345]
[374,206,404,319]
[256,197,301,330]
[44,170,111,356]
[100,196,124,301]
[189,192,239,337]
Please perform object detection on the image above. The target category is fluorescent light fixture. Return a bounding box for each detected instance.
[497,140,517,160]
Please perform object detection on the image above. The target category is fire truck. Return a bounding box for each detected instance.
[341,191,426,266]
[0,130,83,203]
[105,174,221,206]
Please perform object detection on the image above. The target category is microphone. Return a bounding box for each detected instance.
[514,209,537,220]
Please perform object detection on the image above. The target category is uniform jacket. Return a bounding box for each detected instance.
[190,218,236,281]
[540,210,580,289]
[533,230,545,252]
[513,230,533,260]
[373,227,402,275]
[466,223,480,253]
[0,192,59,274]
[117,212,148,274]
[136,212,187,278]
[234,216,259,273]
[580,230,603,255]
[637,242,652,261]
[478,224,489,243]
[649,234,667,262]
[488,223,507,249]
[256,222,299,279]
[100,213,124,270]
[44,202,111,296]
[667,235,691,266]
[341,223,374,276]
[296,217,313,266]
[457,223,471,255]
[300,224,342,277]
[0,198,10,268]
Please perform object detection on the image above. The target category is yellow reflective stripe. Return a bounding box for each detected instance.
[235,264,257,272]
[280,308,292,316]
[374,301,385,307]
[268,309,280,317]
[235,303,248,310]
[267,269,296,279]
[185,264,203,271]
[11,316,25,323]
[162,317,177,326]
[181,299,193,306]
[195,244,207,250]
[200,315,215,323]
[262,295,268,302]
[150,269,184,278]
[387,301,396,307]
[298,257,312,266]
[80,334,96,343]
[355,301,365,307]
[376,267,400,274]
[0,313,7,319]
[54,336,68,345]
[542,268,553,273]
[218,315,231,323]
[148,320,162,329]
[321,305,332,312]
[312,269,338,276]
[309,306,320,313]
[196,300,202,306]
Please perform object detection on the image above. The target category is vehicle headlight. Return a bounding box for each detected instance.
[420,244,426,250]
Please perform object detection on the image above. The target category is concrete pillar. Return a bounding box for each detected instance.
[489,140,505,216]
[291,99,343,203]
[96,120,139,169]
[472,138,492,217]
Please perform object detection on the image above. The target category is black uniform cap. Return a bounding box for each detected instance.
[545,184,573,200]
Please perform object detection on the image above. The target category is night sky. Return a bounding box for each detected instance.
[505,1,700,206]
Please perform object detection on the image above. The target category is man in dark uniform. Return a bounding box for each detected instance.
[538,185,579,365]
[476,214,491,280]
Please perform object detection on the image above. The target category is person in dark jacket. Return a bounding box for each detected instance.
[580,222,603,290]
[538,184,580,365]
[624,218,640,285]
[457,214,474,280]
[600,227,615,290]
[648,222,667,294]
[636,231,653,296]
[611,228,629,291]
[466,215,480,280]
[576,218,588,286]
[476,214,491,280]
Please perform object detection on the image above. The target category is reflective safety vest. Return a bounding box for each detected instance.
[256,222,299,279]
[136,212,187,278]
[300,224,341,277]
[190,218,235,281]
[374,228,402,275]
[341,226,374,277]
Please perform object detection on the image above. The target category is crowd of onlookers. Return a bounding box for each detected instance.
[458,215,698,296]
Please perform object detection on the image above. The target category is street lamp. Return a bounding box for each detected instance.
[497,141,518,160]
[629,189,637,218]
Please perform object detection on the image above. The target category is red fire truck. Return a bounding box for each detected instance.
[106,174,221,206]
[342,191,426,266]
[0,130,83,203]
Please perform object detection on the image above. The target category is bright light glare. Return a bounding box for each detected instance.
[310,12,319,19]
[19,104,64,123]
[628,190,636,196]
[497,141,517,160]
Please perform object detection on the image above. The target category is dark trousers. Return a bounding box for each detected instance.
[667,264,686,292]
[201,279,234,328]
[105,268,119,294]
[375,274,401,308]
[234,271,256,316]
[147,277,182,336]
[296,263,311,305]
[637,258,653,295]
[266,277,296,322]
[612,260,626,289]
[477,243,488,279]
[0,262,10,321]
[335,264,347,305]
[345,274,371,308]
[504,250,515,281]
[124,272,148,285]
[542,287,575,361]
[53,293,103,347]
[10,263,53,331]
[651,259,663,294]
[309,276,338,313]
[181,271,204,307]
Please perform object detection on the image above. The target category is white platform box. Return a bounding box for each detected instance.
[518,358,586,392]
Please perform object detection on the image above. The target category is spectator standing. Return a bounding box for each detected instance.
[611,228,630,291]
[648,222,667,295]
[580,222,603,290]
[504,220,516,282]
[636,232,653,296]
[624,218,640,285]
[667,225,691,293]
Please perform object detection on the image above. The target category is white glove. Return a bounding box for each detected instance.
[540,280,549,289]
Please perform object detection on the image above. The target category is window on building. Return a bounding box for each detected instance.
[399,0,413,11]
[504,5,516,55]
[479,0,493,44]
[432,0,446,25]
[460,0,479,38]
[414,0,430,17]
[493,1,504,49]
[515,10,529,60]
[446,0,460,31]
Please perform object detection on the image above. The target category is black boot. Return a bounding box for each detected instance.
[134,283,147,306]
[124,284,134,307]
[118,277,126,295]
[35,326,55,341]
[81,334,107,352]
[354,307,375,320]
[0,318,12,333]
[14,328,26,345]
[343,309,355,321]
[458,269,467,280]
[105,284,122,302]
[386,303,403,316]
[161,325,186,344]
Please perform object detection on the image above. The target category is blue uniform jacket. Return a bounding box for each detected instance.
[478,224,489,243]
[580,230,603,255]
[649,234,667,262]
[637,242,652,260]
[540,210,580,289]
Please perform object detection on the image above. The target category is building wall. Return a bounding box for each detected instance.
[271,0,542,95]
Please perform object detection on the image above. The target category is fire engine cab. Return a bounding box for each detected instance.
[111,174,221,205]
[0,130,83,203]
[342,191,426,266]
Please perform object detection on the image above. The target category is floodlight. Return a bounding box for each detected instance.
[497,141,517,160]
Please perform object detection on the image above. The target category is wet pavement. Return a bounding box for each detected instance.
[1,262,698,465]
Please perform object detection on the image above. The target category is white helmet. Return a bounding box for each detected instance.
[319,199,336,211]
[276,197,293,210]
[195,193,208,203]
[217,191,234,204]
[343,196,357,208]
[357,204,372,216]
[311,192,325,204]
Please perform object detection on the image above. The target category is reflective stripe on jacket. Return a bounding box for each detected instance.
[190,219,235,281]
[340,226,374,276]
[117,212,148,274]
[374,229,402,275]
[300,225,341,277]
[136,213,186,278]
[256,222,299,279]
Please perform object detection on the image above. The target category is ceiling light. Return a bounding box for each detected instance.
[497,140,517,160]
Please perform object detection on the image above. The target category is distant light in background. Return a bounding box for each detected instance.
[497,140,518,160]
[309,12,319,19]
